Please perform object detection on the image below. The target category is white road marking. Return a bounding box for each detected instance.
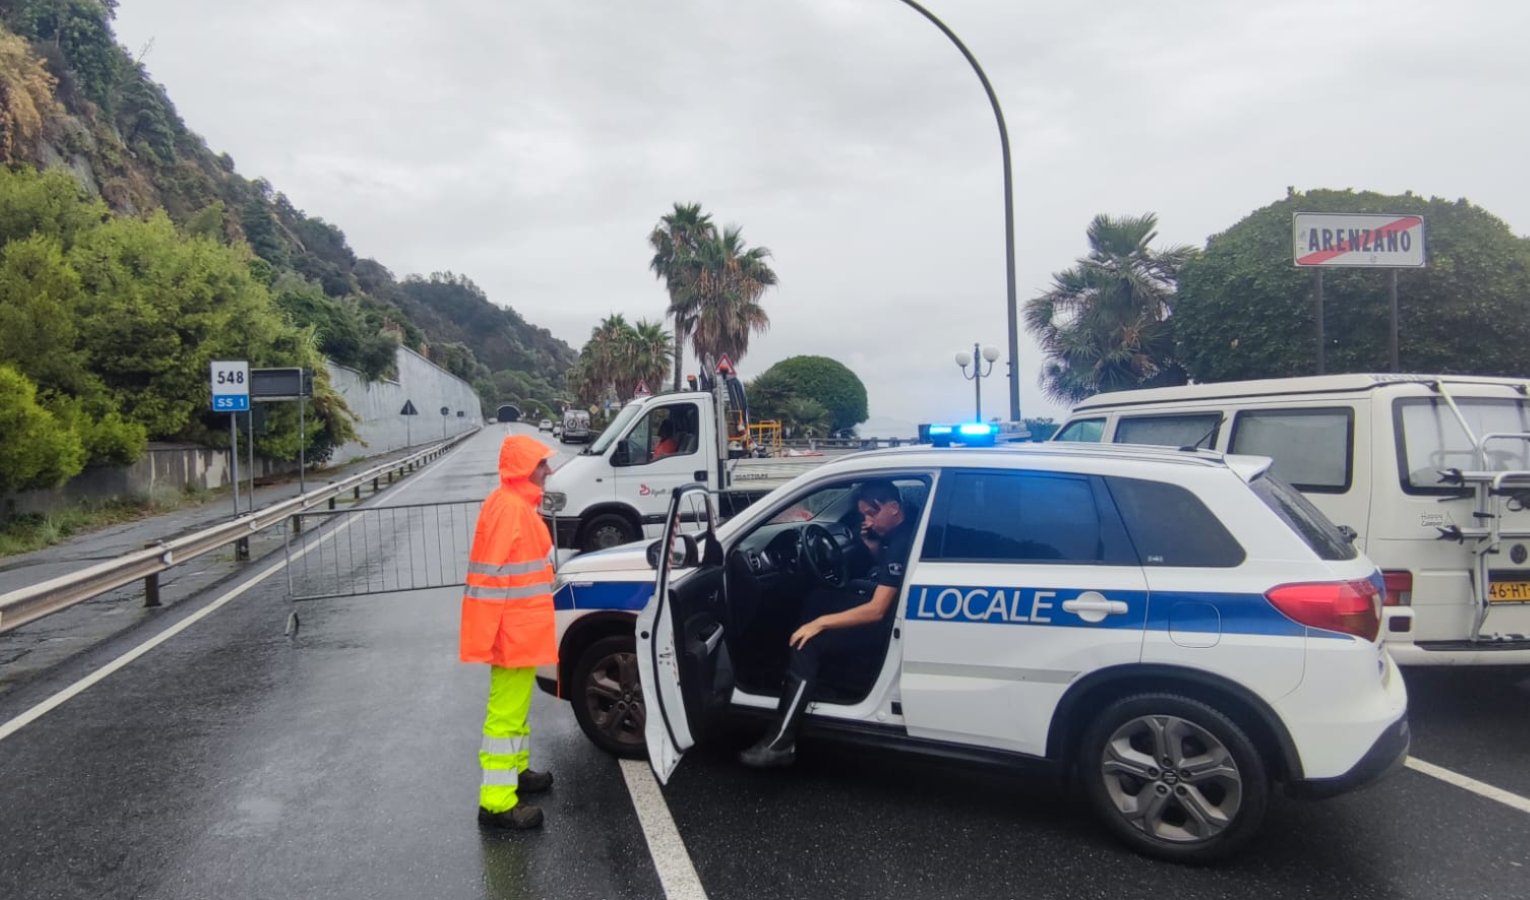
[1406,757,1530,815]
[619,758,709,900]
[0,457,443,744]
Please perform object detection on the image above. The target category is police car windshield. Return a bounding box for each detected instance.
[769,487,852,524]
[588,403,645,455]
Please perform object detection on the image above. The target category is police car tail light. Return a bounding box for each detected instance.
[1380,570,1412,607]
[1264,579,1382,641]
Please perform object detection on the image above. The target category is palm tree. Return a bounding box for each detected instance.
[629,319,672,395]
[686,226,776,370]
[1023,213,1195,404]
[649,203,715,390]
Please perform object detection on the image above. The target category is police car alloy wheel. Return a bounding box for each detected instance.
[570,636,648,759]
[1081,693,1269,864]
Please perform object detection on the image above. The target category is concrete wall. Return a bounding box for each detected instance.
[2,347,483,518]
[326,346,483,464]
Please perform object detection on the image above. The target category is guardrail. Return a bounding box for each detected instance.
[0,430,479,634]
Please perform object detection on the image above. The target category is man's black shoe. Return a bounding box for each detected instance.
[478,805,544,830]
[520,769,553,795]
[739,738,796,768]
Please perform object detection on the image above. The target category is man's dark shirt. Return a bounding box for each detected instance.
[870,517,917,592]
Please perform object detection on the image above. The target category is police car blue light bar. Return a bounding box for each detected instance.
[924,422,999,447]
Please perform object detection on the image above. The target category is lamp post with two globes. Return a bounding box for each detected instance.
[956,343,1001,422]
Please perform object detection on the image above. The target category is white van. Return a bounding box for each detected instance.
[1054,374,1530,666]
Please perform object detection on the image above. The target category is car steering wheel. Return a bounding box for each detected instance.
[799,523,847,588]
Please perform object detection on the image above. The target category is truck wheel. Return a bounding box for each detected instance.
[1079,693,1269,864]
[582,514,638,552]
[571,635,648,759]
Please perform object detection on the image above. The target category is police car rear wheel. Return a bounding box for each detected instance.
[571,636,648,759]
[1081,693,1268,864]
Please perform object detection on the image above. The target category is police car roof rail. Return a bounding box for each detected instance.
[844,442,1230,468]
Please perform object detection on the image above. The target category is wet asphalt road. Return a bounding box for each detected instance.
[1,425,1528,899]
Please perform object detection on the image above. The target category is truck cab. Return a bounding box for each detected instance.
[542,373,830,553]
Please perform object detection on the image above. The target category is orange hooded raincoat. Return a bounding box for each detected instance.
[459,436,559,668]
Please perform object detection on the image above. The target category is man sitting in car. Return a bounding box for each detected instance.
[739,480,915,768]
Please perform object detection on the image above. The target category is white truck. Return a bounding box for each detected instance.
[540,371,832,552]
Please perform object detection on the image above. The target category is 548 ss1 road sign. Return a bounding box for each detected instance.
[210,360,250,412]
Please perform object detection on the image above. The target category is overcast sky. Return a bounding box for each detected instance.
[113,0,1530,433]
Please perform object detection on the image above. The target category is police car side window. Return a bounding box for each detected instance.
[923,470,1134,565]
[1104,477,1246,567]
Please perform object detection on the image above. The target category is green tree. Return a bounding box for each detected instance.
[1024,213,1194,404]
[0,364,85,492]
[649,202,714,390]
[1175,189,1530,382]
[780,397,831,437]
[629,318,672,395]
[686,225,775,369]
[0,166,107,250]
[749,356,868,435]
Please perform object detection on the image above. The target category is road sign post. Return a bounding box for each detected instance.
[211,361,250,516]
[1294,213,1426,374]
[401,400,418,448]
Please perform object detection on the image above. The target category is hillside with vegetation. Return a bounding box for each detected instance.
[0,1,572,495]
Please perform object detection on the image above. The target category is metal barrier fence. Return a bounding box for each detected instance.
[0,430,478,634]
[284,501,479,601]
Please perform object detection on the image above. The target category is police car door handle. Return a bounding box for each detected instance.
[1062,592,1129,623]
[701,623,724,654]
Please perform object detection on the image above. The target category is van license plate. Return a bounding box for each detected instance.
[1488,581,1530,602]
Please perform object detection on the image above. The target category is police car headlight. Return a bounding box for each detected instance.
[542,491,567,513]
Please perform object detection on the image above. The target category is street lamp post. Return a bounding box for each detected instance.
[956,343,1000,422]
[895,0,1020,424]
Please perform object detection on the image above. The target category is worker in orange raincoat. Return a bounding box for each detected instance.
[462,435,559,830]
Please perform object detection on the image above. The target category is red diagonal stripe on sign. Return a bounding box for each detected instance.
[1298,215,1421,266]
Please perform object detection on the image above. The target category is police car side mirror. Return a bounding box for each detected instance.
[1338,524,1358,544]
[647,534,699,570]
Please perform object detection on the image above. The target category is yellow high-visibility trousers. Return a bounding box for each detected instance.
[479,665,533,813]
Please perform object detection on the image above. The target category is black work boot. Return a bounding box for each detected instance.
[739,674,810,768]
[478,805,544,830]
[519,769,553,795]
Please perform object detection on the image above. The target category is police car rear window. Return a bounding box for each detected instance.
[1249,473,1358,561]
[1104,477,1246,568]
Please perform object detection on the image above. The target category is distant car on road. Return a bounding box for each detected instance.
[538,418,553,432]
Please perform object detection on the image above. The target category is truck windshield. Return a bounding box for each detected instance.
[1395,397,1530,491]
[589,403,645,455]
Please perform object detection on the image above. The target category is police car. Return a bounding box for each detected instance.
[538,441,1410,863]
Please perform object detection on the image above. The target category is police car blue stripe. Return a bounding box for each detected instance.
[905,584,1338,639]
[559,578,1347,639]
[553,581,653,612]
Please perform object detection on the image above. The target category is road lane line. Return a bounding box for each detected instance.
[0,457,446,744]
[619,759,709,900]
[1406,757,1530,815]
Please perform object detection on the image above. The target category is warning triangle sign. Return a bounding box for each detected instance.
[633,380,650,397]
[716,354,734,374]
[400,400,418,416]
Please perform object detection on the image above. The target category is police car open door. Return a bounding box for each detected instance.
[637,483,731,783]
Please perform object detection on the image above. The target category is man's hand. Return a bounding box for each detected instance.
[861,521,881,552]
[789,618,826,650]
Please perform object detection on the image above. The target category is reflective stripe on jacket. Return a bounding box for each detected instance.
[460,436,558,667]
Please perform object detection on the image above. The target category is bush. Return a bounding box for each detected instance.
[0,365,86,493]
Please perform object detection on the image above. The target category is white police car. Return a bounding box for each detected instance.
[537,442,1409,863]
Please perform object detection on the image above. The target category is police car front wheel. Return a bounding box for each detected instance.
[1080,693,1269,865]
